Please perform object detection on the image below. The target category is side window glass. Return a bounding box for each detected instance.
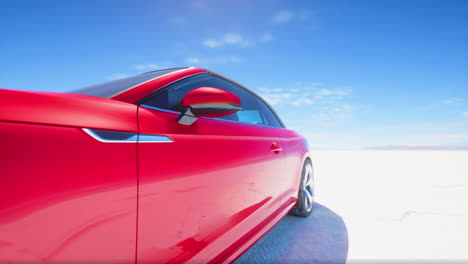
[143,74,214,112]
[256,99,283,128]
[142,73,281,127]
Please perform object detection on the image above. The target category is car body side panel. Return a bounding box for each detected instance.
[200,127,308,263]
[0,67,310,263]
[0,89,137,132]
[213,198,297,264]
[0,121,137,263]
[136,107,306,262]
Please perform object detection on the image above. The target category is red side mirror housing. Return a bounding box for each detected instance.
[181,87,240,109]
[178,87,242,125]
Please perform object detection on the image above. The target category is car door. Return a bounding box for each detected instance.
[135,73,293,262]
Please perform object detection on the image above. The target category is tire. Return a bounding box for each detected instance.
[289,159,314,217]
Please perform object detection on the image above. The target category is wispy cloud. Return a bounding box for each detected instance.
[106,73,129,80]
[203,39,224,48]
[186,55,243,66]
[256,83,354,127]
[272,9,313,24]
[203,33,254,48]
[309,104,353,124]
[464,112,468,118]
[440,97,464,105]
[259,33,273,42]
[273,10,294,24]
[260,93,294,106]
[257,85,350,107]
[292,97,315,106]
[315,88,348,99]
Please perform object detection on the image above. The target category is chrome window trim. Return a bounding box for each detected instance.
[82,128,173,143]
[138,134,174,143]
[82,128,138,143]
[140,104,179,114]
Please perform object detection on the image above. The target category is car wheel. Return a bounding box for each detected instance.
[289,159,314,217]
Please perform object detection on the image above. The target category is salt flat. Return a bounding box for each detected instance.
[237,150,468,263]
[314,150,468,262]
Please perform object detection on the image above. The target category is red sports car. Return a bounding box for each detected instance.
[0,67,314,263]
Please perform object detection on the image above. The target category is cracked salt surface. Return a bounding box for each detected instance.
[315,151,468,261]
[238,151,468,263]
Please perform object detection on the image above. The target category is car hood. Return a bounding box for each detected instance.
[0,89,138,132]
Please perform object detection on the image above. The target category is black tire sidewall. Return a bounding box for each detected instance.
[290,159,313,217]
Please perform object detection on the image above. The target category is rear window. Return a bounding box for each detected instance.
[69,68,186,98]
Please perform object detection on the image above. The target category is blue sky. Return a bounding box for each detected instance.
[1,0,467,149]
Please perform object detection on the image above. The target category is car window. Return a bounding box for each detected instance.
[69,68,186,98]
[142,73,283,127]
[256,98,284,128]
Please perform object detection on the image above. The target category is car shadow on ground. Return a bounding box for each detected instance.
[235,203,348,264]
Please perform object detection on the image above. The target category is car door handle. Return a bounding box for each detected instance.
[270,142,282,154]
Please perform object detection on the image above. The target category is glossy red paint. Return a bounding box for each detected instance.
[0,89,138,132]
[181,87,242,118]
[0,121,137,263]
[0,67,311,263]
[136,107,305,263]
[181,87,241,107]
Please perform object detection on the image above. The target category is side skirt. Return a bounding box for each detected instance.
[209,197,297,264]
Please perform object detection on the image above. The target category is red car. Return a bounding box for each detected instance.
[0,67,314,263]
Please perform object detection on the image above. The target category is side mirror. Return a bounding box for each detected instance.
[177,87,242,125]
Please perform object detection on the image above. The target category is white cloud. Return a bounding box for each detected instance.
[309,104,353,125]
[203,39,223,48]
[273,10,294,24]
[261,93,294,105]
[224,33,242,44]
[185,55,243,66]
[257,84,351,107]
[291,98,314,106]
[316,88,348,97]
[259,33,273,42]
[441,97,463,105]
[257,83,354,126]
[186,57,202,64]
[464,112,468,118]
[203,32,276,49]
[272,9,313,25]
[225,33,254,47]
[337,104,352,112]
[106,73,129,80]
[202,33,254,48]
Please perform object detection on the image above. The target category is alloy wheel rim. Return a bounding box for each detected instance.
[302,163,314,212]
